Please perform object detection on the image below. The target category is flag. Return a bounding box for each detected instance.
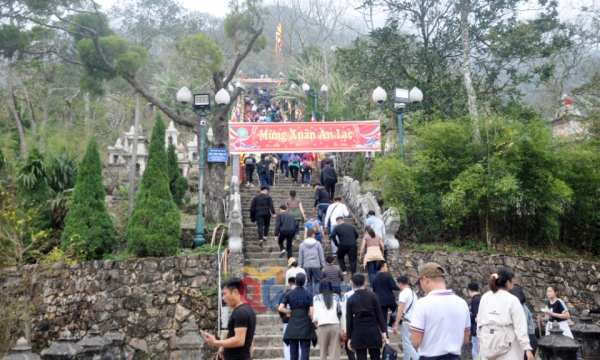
[276,18,283,57]
[311,110,316,122]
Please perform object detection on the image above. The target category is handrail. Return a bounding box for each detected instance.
[210,224,227,247]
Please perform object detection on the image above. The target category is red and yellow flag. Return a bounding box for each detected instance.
[276,21,283,57]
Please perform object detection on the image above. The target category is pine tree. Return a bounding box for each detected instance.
[127,116,180,257]
[61,140,115,259]
[167,136,189,207]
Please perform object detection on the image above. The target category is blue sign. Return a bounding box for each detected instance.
[207,148,229,162]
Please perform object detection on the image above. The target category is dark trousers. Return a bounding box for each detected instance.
[290,167,299,183]
[345,341,356,360]
[278,232,294,257]
[526,334,538,358]
[419,355,459,360]
[280,161,289,177]
[256,214,271,240]
[259,173,270,190]
[245,167,254,183]
[324,180,336,202]
[301,170,311,184]
[317,204,329,223]
[337,245,357,274]
[356,347,380,360]
[305,267,322,294]
[270,170,275,185]
[381,303,398,336]
[290,340,310,360]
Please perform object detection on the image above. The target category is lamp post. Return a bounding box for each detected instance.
[372,86,423,161]
[302,83,328,119]
[177,86,230,248]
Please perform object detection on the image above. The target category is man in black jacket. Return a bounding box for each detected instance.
[313,184,330,224]
[329,217,359,275]
[467,282,481,359]
[275,205,297,259]
[320,162,338,202]
[250,186,276,247]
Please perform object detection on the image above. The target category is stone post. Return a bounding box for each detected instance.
[571,314,600,359]
[2,338,41,360]
[41,330,84,360]
[77,325,107,360]
[177,322,205,360]
[103,322,125,359]
[537,321,581,360]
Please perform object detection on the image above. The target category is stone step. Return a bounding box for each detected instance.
[252,343,403,359]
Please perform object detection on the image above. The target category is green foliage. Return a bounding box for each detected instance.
[173,34,223,80]
[46,151,78,193]
[167,137,189,207]
[223,0,267,53]
[127,116,181,257]
[16,149,52,233]
[0,24,28,59]
[61,140,115,259]
[70,13,115,42]
[0,147,5,174]
[350,155,366,183]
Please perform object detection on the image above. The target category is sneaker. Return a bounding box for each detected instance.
[387,326,394,333]
[279,250,286,258]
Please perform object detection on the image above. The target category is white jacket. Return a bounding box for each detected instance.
[477,290,532,359]
[312,294,346,329]
[324,203,349,228]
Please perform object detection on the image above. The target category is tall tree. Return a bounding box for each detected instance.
[167,136,188,208]
[460,0,480,142]
[61,139,115,259]
[127,116,180,257]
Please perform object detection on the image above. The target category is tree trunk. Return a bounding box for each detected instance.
[128,93,140,216]
[22,84,37,135]
[64,90,80,128]
[7,63,27,157]
[322,46,330,111]
[205,109,228,223]
[460,0,481,143]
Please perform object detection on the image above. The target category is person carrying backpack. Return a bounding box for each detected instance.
[288,154,302,184]
[280,153,290,179]
[303,217,323,243]
[320,162,338,202]
[300,159,312,187]
[257,154,271,190]
[244,154,256,187]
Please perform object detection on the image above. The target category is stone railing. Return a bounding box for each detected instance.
[228,176,243,254]
[341,176,400,249]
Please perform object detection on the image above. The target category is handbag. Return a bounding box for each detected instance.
[382,343,397,360]
[336,297,342,320]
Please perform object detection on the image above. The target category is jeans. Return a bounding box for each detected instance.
[270,170,275,185]
[337,245,357,274]
[290,340,310,360]
[356,347,380,360]
[256,214,271,240]
[245,166,254,183]
[301,170,311,185]
[367,261,378,286]
[329,224,337,254]
[402,323,419,360]
[471,335,478,358]
[280,161,289,177]
[278,232,294,258]
[259,173,270,190]
[317,204,329,223]
[305,267,322,294]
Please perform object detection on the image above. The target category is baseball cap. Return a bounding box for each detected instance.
[367,210,376,216]
[288,257,297,267]
[414,262,447,286]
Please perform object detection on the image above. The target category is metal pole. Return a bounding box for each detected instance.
[314,93,318,115]
[193,114,206,248]
[397,111,404,162]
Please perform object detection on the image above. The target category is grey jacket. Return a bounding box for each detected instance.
[298,238,325,269]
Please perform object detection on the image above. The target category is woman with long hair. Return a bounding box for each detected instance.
[477,268,534,360]
[312,279,345,360]
[509,286,538,359]
[286,189,306,238]
[537,285,573,339]
[358,226,385,286]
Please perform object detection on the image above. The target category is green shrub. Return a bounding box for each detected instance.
[16,149,52,234]
[127,116,180,257]
[61,140,115,259]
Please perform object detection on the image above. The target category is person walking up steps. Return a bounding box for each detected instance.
[286,257,306,285]
[330,217,359,275]
[286,190,306,238]
[324,196,349,255]
[392,276,419,360]
[313,184,330,224]
[359,226,385,286]
[244,154,256,187]
[275,205,297,259]
[300,158,312,187]
[203,277,257,360]
[303,217,323,244]
[320,161,338,202]
[279,273,318,360]
[257,154,271,190]
[289,154,302,184]
[298,229,326,295]
[280,153,290,179]
[409,262,471,360]
[312,278,345,360]
[467,282,482,360]
[365,210,386,241]
[322,255,344,296]
[269,154,278,186]
[477,268,534,360]
[371,261,400,336]
[250,186,276,248]
[280,276,299,360]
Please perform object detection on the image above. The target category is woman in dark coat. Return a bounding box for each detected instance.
[346,273,387,360]
[279,273,318,360]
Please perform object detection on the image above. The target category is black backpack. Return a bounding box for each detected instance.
[258,160,269,175]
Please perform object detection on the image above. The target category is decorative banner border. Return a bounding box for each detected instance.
[229,121,381,154]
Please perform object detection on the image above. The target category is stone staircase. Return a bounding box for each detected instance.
[238,175,404,360]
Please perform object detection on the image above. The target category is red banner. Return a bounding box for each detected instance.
[229,121,381,154]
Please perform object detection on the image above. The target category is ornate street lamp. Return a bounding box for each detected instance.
[303,83,328,119]
[177,87,229,248]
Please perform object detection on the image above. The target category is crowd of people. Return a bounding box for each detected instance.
[209,261,587,360]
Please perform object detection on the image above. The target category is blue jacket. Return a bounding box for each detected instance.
[281,154,291,162]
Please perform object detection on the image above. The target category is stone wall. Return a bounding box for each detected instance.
[2,254,226,360]
[386,250,600,317]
